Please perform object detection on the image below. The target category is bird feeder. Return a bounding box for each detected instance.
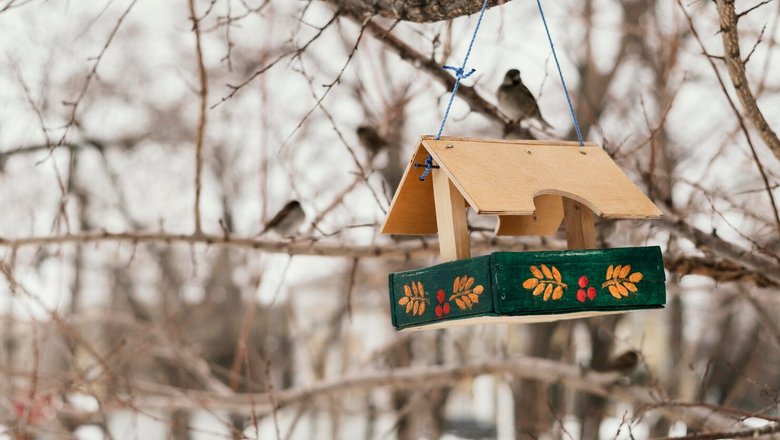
[382,136,666,331]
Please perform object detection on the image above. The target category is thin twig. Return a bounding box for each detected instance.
[57,0,138,146]
[188,0,209,235]
[211,11,340,108]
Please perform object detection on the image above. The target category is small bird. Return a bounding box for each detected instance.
[603,350,641,376]
[356,125,388,157]
[260,201,306,237]
[497,69,553,130]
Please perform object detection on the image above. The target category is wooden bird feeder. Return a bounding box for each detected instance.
[382,136,666,331]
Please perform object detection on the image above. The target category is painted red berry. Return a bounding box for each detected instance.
[587,287,597,300]
[578,276,589,288]
[443,303,451,314]
[437,289,445,303]
[435,305,443,318]
[577,289,587,303]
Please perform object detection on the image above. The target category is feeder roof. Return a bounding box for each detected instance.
[381,136,662,236]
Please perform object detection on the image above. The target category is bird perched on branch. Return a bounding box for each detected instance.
[260,201,305,237]
[497,69,553,130]
[602,350,641,376]
[356,125,388,158]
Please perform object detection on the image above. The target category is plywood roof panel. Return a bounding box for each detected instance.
[381,136,662,236]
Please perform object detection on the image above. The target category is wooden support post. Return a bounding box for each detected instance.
[432,168,471,262]
[563,198,597,250]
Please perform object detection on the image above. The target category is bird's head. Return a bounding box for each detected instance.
[503,69,521,86]
[356,125,371,137]
[285,200,301,210]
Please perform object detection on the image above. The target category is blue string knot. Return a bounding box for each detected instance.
[418,155,435,181]
[420,0,490,181]
[443,65,476,80]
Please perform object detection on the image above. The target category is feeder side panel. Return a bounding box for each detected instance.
[389,255,495,330]
[492,247,666,317]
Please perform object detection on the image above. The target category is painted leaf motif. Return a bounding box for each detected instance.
[543,284,553,301]
[523,278,540,289]
[449,274,484,311]
[522,265,567,301]
[552,266,562,283]
[399,281,428,316]
[552,285,564,300]
[602,265,644,300]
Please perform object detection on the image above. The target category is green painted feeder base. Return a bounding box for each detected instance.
[389,247,666,331]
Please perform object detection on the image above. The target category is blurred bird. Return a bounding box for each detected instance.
[260,201,305,237]
[497,69,553,130]
[603,350,641,376]
[356,125,388,157]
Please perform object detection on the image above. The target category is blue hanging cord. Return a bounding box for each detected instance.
[418,0,490,181]
[536,0,584,146]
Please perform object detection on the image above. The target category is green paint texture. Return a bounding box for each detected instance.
[389,247,666,330]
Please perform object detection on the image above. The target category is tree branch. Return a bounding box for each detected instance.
[716,0,780,163]
[1,226,777,287]
[658,423,779,440]
[655,214,780,286]
[357,15,525,134]
[188,0,209,234]
[57,356,740,430]
[665,255,776,287]
[328,0,511,23]
[0,231,536,259]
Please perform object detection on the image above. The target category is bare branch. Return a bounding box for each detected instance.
[0,230,542,259]
[678,0,780,234]
[356,15,526,134]
[188,0,209,235]
[737,0,775,18]
[325,0,512,23]
[656,213,780,286]
[57,0,139,146]
[657,423,779,440]
[665,255,776,287]
[57,356,740,430]
[716,0,780,163]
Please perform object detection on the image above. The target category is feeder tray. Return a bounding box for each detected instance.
[381,136,666,331]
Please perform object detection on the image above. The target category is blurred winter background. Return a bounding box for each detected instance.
[0,0,779,439]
